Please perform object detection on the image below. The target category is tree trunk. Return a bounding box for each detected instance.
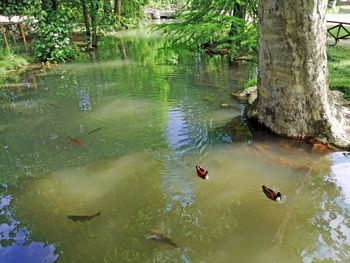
[81,0,92,48]
[254,0,350,148]
[90,1,98,48]
[52,0,58,10]
[114,0,121,16]
[233,2,246,19]
[91,14,98,47]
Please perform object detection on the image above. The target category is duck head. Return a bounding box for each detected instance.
[275,192,282,201]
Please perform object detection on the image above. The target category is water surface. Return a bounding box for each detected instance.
[0,29,350,263]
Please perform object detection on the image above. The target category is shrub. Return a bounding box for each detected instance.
[31,10,75,62]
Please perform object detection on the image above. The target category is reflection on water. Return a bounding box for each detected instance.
[1,29,350,262]
[305,153,350,263]
[281,152,350,263]
[0,194,58,263]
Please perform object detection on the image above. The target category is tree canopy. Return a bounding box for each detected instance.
[0,0,158,61]
[157,0,258,59]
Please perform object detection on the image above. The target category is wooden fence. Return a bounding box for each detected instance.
[0,22,28,52]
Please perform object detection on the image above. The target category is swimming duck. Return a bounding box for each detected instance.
[195,165,209,180]
[262,185,281,201]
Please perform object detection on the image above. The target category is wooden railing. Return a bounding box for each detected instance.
[327,20,350,44]
[0,22,28,52]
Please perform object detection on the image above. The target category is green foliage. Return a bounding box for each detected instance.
[328,0,336,8]
[244,76,257,89]
[0,48,28,73]
[327,45,350,98]
[115,0,150,29]
[156,0,258,59]
[0,0,33,16]
[31,10,75,62]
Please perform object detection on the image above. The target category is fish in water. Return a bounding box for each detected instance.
[67,136,83,145]
[47,103,59,108]
[87,127,102,135]
[195,165,209,180]
[262,185,281,201]
[67,212,101,222]
[149,230,178,248]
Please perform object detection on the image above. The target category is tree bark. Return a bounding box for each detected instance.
[91,14,98,47]
[233,2,246,19]
[52,0,58,10]
[114,0,121,16]
[253,0,350,148]
[90,1,98,48]
[81,0,92,48]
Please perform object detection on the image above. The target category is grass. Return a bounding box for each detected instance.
[327,24,350,41]
[0,48,29,74]
[327,44,350,98]
[244,76,257,89]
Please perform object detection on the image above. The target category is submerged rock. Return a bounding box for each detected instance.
[224,117,253,142]
[232,86,257,105]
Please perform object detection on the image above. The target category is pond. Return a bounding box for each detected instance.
[0,28,350,263]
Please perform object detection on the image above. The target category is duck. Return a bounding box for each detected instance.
[195,165,209,180]
[262,185,281,201]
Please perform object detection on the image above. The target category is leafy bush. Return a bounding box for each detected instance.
[156,0,258,60]
[31,10,75,62]
[0,0,32,16]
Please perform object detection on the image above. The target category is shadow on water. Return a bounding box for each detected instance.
[1,28,350,263]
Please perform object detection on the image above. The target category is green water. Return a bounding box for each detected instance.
[1,29,350,263]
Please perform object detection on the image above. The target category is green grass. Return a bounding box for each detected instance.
[327,24,350,41]
[0,48,29,73]
[327,44,350,98]
[244,76,257,89]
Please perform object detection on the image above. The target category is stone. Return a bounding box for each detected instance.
[232,86,257,105]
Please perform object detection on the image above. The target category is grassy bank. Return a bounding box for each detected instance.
[327,24,350,41]
[0,49,29,74]
[327,44,350,98]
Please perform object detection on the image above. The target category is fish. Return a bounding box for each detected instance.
[47,103,59,108]
[87,127,102,135]
[149,230,178,248]
[67,136,83,145]
[262,185,281,201]
[195,165,210,180]
[67,212,101,222]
